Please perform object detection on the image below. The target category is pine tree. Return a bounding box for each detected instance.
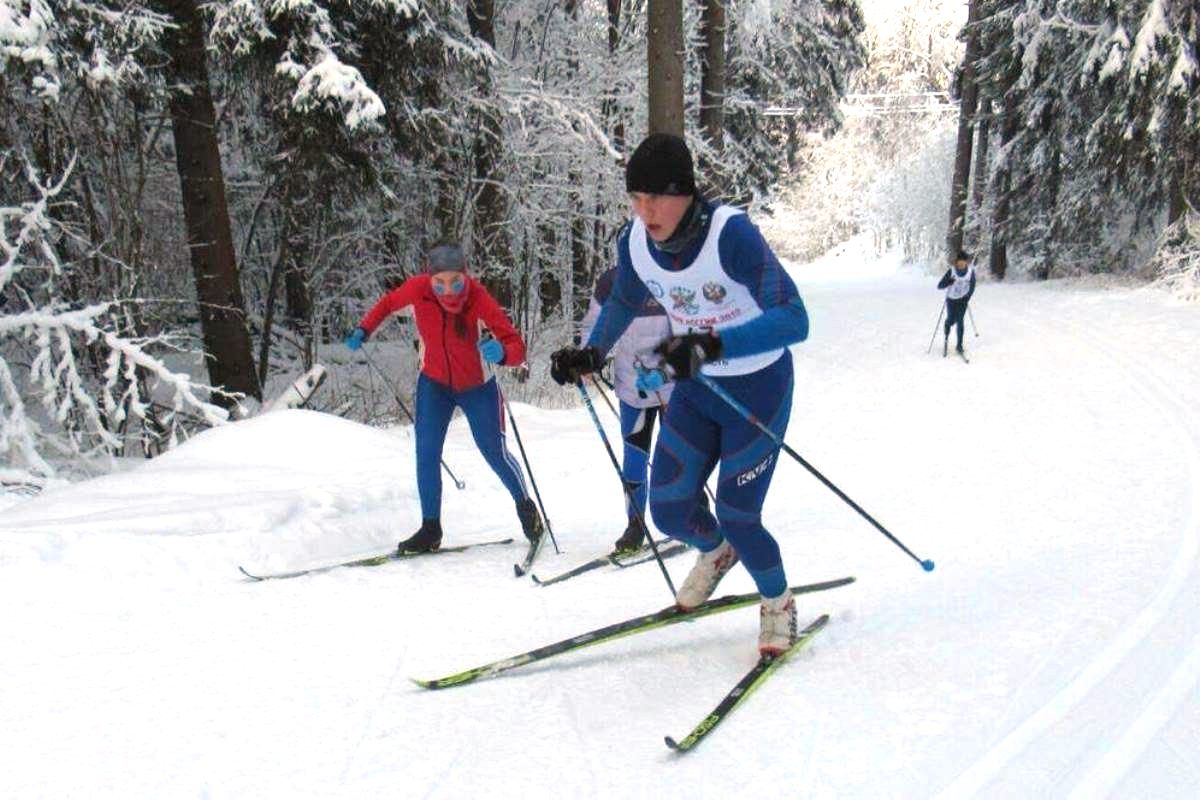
[972,0,1198,277]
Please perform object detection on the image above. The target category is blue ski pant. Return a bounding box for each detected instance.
[415,374,528,519]
[620,402,659,519]
[649,354,794,599]
[944,298,969,349]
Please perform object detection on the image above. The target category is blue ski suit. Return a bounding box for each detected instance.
[585,199,808,598]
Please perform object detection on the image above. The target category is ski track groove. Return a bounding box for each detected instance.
[937,299,1200,798]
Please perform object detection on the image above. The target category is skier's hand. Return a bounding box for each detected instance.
[655,332,722,380]
[345,327,366,351]
[549,346,603,385]
[478,338,505,364]
[635,367,668,394]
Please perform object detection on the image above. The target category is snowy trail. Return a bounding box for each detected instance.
[2,250,1199,798]
[1063,336,1200,798]
[936,293,1200,798]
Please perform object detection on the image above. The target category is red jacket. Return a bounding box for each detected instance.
[358,275,526,392]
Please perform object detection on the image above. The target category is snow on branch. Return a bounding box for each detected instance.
[1,158,229,487]
[1130,0,1169,78]
[1154,212,1200,302]
[291,51,385,130]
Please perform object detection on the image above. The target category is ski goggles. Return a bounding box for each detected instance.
[432,276,465,295]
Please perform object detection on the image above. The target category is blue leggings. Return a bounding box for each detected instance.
[944,298,968,348]
[620,402,658,519]
[415,374,528,519]
[649,354,793,598]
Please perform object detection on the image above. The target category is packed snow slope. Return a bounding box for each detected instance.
[2,241,1199,799]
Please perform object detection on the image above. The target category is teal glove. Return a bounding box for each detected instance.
[345,328,366,351]
[635,366,668,394]
[478,338,504,364]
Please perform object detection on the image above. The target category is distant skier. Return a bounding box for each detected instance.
[345,244,544,553]
[548,133,810,657]
[580,267,676,554]
[938,250,976,358]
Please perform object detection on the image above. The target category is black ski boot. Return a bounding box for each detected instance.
[397,519,442,554]
[517,498,544,542]
[612,518,647,554]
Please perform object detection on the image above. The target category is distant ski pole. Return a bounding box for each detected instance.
[589,374,621,422]
[575,378,678,598]
[496,371,560,555]
[360,348,465,490]
[695,373,934,572]
[926,302,946,354]
[967,306,979,337]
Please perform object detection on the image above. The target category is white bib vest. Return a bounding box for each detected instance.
[628,206,783,376]
[946,264,975,300]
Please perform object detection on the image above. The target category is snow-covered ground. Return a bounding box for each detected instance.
[3,239,1199,798]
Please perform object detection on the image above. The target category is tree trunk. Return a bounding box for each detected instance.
[699,0,725,149]
[947,0,981,260]
[467,0,514,309]
[971,96,991,213]
[1168,169,1186,226]
[647,0,685,136]
[159,0,260,404]
[698,0,727,197]
[988,91,1019,281]
[606,0,627,152]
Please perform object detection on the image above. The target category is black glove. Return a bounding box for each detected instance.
[655,332,722,380]
[549,346,603,385]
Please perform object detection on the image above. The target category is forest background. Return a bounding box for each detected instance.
[1,0,1197,490]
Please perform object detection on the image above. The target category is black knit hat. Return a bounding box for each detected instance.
[625,133,696,196]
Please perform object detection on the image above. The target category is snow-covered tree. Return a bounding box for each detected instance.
[770,0,961,262]
[1,159,228,488]
[718,0,867,199]
[972,0,1199,278]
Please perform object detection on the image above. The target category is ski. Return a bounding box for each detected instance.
[239,538,514,582]
[665,614,829,753]
[412,577,853,689]
[529,541,691,587]
[529,540,690,587]
[957,350,970,364]
[512,531,547,577]
[529,553,610,586]
[612,540,690,568]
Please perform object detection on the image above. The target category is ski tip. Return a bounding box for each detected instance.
[664,736,688,752]
[410,677,436,690]
[530,574,546,585]
[237,566,263,581]
[921,559,936,572]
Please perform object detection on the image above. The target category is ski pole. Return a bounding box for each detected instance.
[967,306,979,337]
[590,373,622,422]
[694,372,935,572]
[360,347,466,490]
[494,372,561,555]
[926,302,946,354]
[575,378,678,598]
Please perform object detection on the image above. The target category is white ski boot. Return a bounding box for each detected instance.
[758,589,797,657]
[675,540,739,610]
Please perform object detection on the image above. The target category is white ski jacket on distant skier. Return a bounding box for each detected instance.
[580,267,675,409]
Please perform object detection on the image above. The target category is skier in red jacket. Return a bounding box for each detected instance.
[346,244,544,552]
